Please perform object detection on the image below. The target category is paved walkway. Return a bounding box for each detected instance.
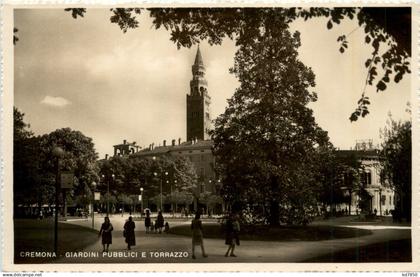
[57,214,411,263]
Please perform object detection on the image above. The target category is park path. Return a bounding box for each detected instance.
[58,214,411,263]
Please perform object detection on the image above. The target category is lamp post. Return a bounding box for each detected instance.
[153,170,168,212]
[172,180,177,216]
[52,146,64,255]
[102,173,114,217]
[91,181,96,229]
[379,188,382,216]
[140,187,144,217]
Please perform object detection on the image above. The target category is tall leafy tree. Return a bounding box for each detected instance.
[380,116,411,221]
[39,128,99,200]
[13,107,45,210]
[211,19,330,226]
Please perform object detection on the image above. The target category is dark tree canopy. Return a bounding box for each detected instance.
[211,22,330,225]
[13,107,43,207]
[380,117,411,221]
[13,108,100,209]
[98,154,198,203]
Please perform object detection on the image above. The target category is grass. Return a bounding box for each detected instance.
[304,239,412,262]
[14,219,99,263]
[168,223,372,241]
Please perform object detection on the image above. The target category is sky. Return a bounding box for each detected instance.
[14,9,411,158]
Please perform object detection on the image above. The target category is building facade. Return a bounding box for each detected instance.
[336,142,395,216]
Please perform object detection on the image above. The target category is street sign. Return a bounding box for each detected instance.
[60,172,74,189]
[94,192,101,201]
[138,195,142,201]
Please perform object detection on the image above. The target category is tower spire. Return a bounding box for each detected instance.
[194,45,204,66]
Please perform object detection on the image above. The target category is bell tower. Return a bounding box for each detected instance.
[187,46,211,141]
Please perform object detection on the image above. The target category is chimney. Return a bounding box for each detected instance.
[163,140,166,147]
[151,143,154,150]
[172,139,176,146]
[105,154,108,160]
[123,139,127,145]
[178,138,181,145]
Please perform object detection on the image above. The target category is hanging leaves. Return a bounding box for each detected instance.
[64,8,86,19]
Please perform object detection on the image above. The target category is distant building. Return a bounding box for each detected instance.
[133,139,219,194]
[113,140,140,156]
[336,143,395,216]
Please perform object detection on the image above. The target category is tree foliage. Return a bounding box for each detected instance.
[211,22,330,226]
[13,108,99,211]
[38,128,99,198]
[98,154,198,206]
[380,115,411,221]
[13,107,44,207]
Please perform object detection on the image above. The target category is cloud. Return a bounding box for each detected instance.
[40,96,71,107]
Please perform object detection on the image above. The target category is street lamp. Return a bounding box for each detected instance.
[140,187,144,217]
[379,188,383,216]
[153,170,168,212]
[91,181,96,229]
[102,173,114,217]
[52,146,64,255]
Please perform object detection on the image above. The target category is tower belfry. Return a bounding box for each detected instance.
[187,46,211,141]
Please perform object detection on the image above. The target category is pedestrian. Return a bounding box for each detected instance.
[164,222,170,233]
[98,216,113,252]
[157,211,164,234]
[124,216,136,250]
[225,213,240,257]
[144,210,151,233]
[191,212,207,259]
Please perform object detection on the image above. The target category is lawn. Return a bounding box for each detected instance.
[14,219,99,263]
[168,223,372,241]
[304,239,412,262]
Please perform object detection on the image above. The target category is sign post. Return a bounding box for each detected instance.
[60,172,74,220]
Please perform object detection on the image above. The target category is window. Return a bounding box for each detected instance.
[361,171,372,187]
[381,195,386,205]
[366,171,372,185]
[206,112,210,119]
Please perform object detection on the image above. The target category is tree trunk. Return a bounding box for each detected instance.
[269,176,280,226]
[269,200,280,226]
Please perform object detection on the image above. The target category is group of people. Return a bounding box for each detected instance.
[98,211,241,259]
[191,213,240,259]
[144,210,169,234]
[98,216,136,252]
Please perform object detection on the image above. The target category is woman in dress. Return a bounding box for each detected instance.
[144,210,151,233]
[124,216,136,250]
[98,216,113,252]
[191,212,208,259]
[224,213,240,257]
[157,210,164,234]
